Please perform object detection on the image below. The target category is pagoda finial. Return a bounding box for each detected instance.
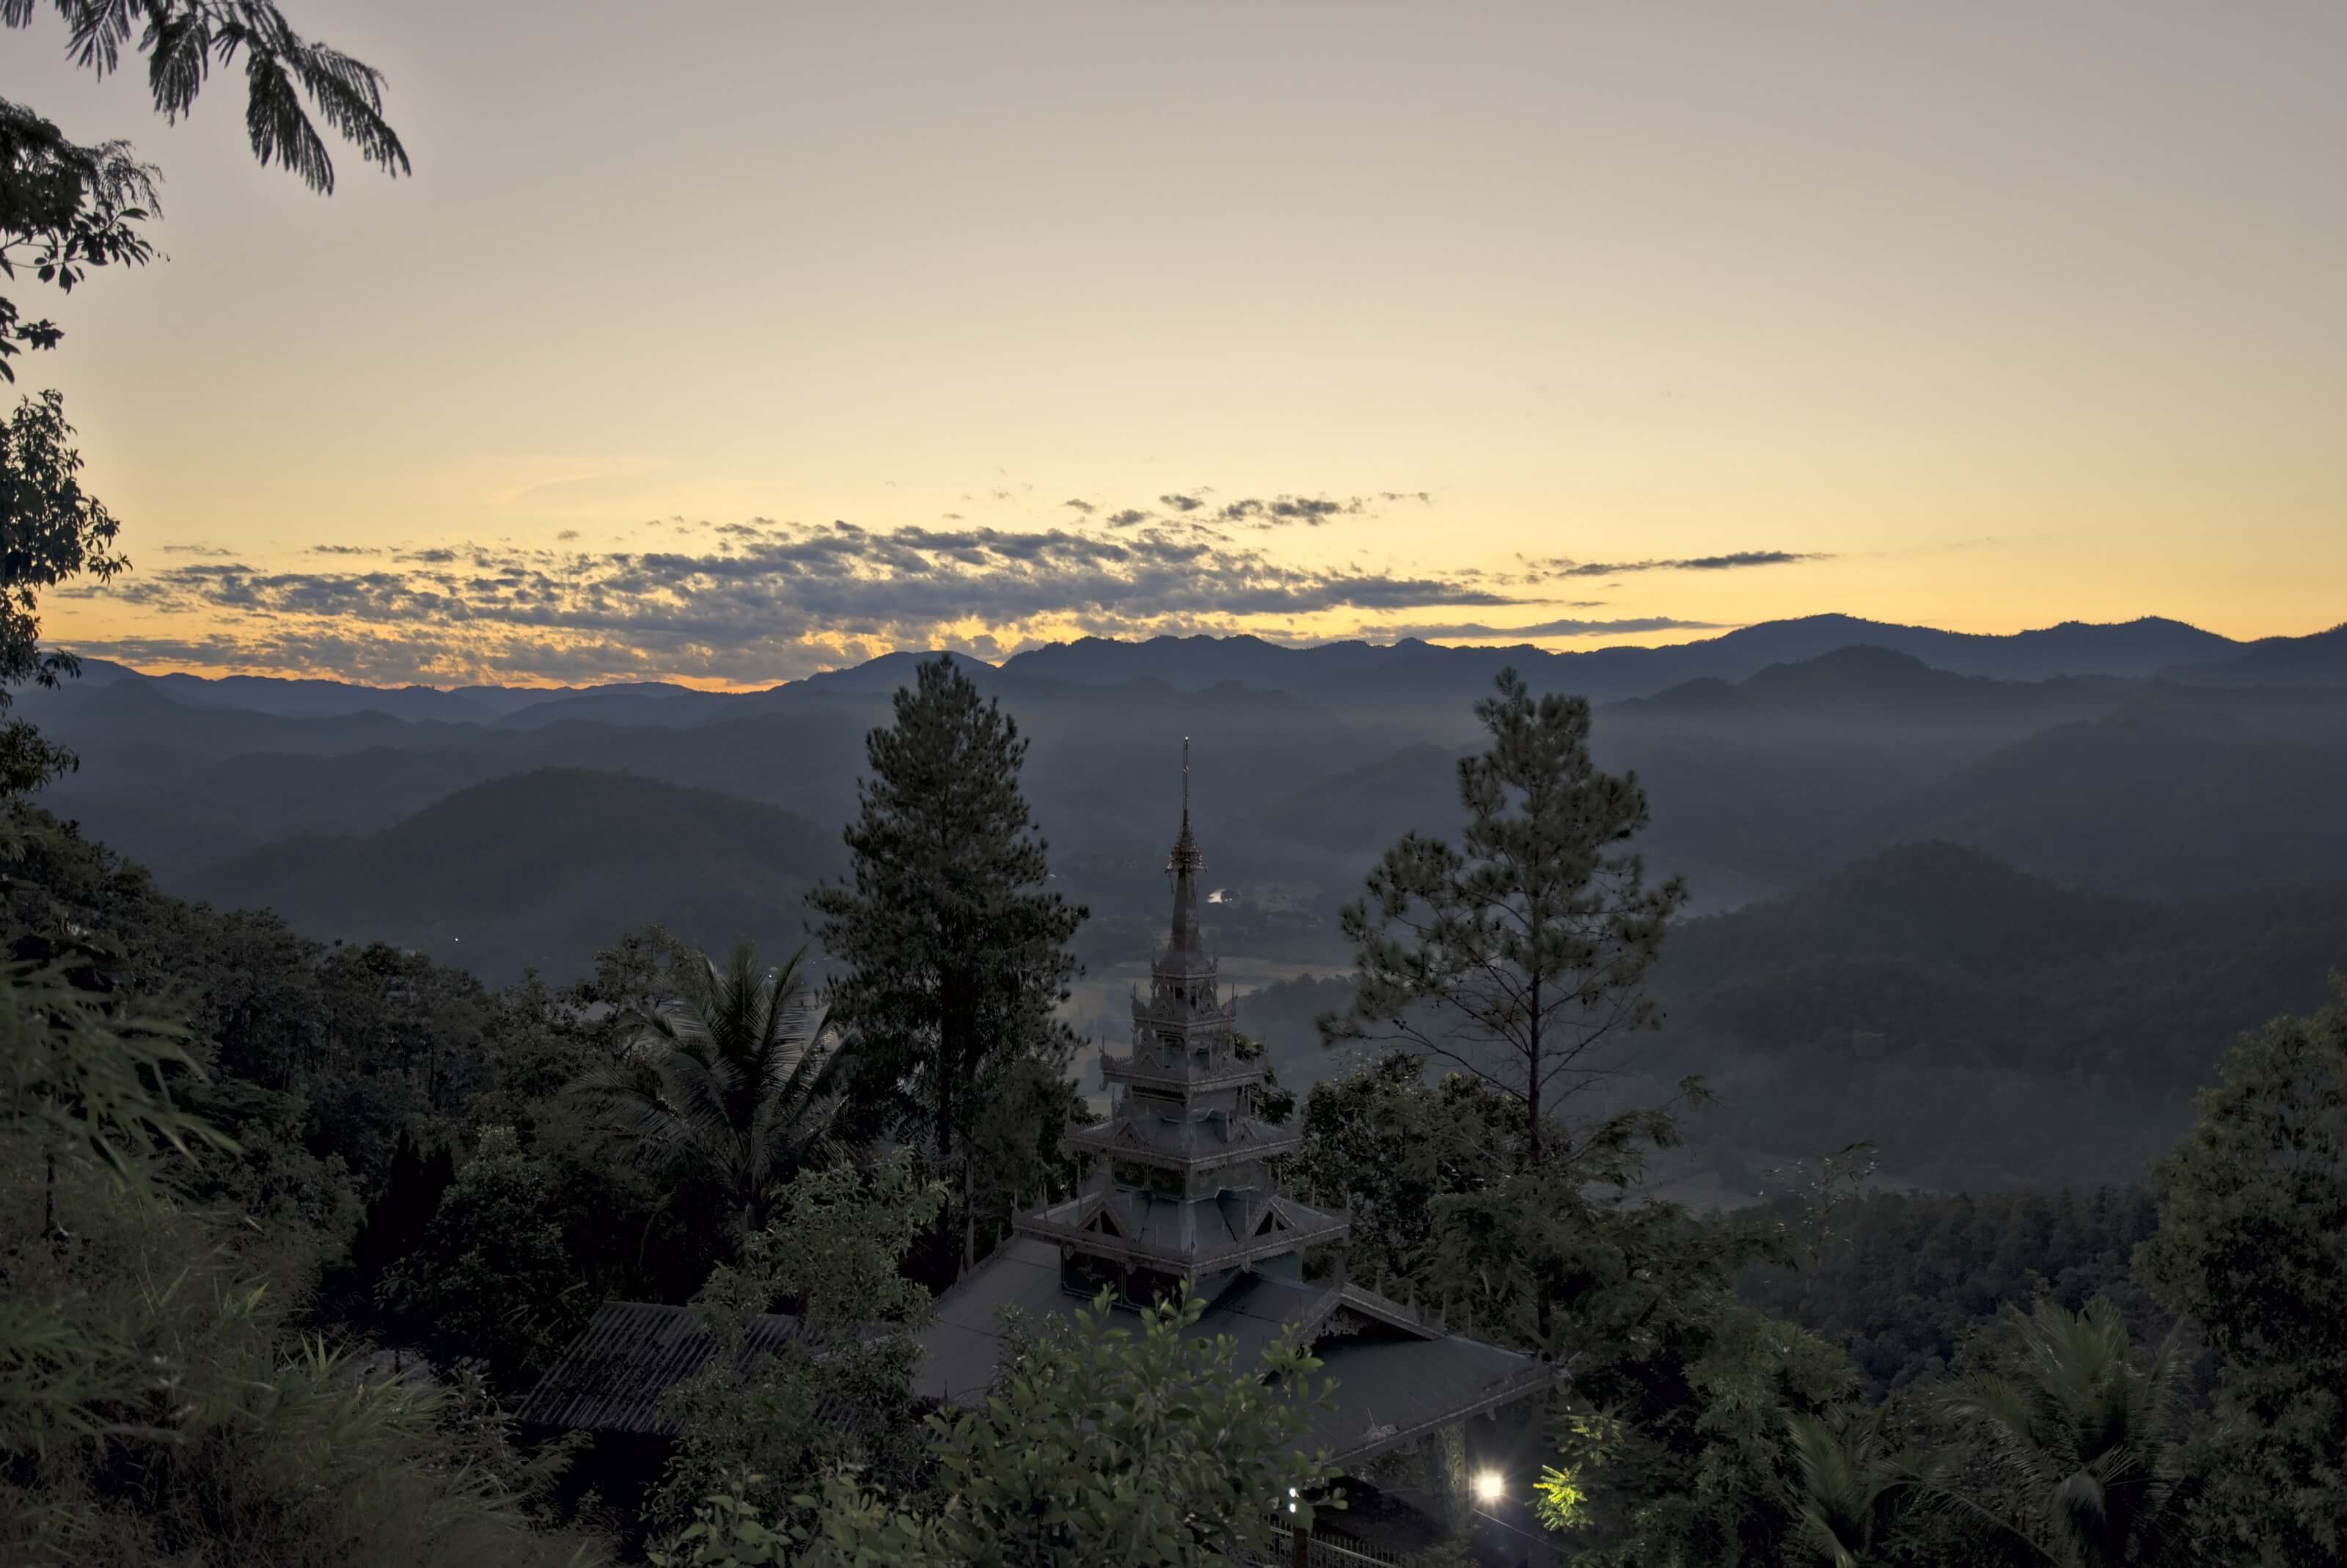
[1168,740,1203,876]
[1166,739,1204,950]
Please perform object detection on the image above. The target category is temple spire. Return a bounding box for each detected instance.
[1168,738,1203,953]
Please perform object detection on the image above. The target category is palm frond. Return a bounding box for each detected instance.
[241,50,333,192]
[565,941,841,1235]
[1936,1297,2196,1568]
[143,7,210,122]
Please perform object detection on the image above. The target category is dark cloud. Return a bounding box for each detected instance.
[1104,508,1150,528]
[1216,494,1367,527]
[1061,498,1096,514]
[89,513,1544,686]
[1158,493,1205,513]
[159,543,232,557]
[309,544,381,556]
[1677,550,1823,571]
[1540,549,1828,577]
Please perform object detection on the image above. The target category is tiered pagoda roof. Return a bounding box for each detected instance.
[915,745,1556,1465]
[1014,743,1345,1292]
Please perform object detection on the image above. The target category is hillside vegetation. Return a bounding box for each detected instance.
[193,769,843,983]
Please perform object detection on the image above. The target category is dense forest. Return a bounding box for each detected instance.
[4,652,2344,1567]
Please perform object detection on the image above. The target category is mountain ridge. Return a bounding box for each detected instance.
[59,612,2316,723]
[188,768,846,983]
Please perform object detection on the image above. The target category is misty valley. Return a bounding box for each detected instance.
[23,618,2347,1206]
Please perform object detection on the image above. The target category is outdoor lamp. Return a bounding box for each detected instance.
[1473,1470,1505,1504]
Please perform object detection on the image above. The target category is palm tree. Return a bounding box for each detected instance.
[1936,1297,2197,1568]
[571,942,843,1239]
[1786,1405,1919,1568]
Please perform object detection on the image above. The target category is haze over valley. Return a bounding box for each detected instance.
[29,612,2347,1198]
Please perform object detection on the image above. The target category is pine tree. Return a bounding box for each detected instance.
[1322,667,1688,1165]
[809,656,1085,1268]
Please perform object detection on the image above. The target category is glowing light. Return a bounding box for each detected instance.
[1473,1470,1505,1504]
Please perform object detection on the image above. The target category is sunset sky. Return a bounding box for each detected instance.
[8,0,2343,687]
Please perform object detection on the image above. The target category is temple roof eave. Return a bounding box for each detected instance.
[1099,1052,1263,1095]
[1014,1195,1350,1277]
[1063,1121,1302,1171]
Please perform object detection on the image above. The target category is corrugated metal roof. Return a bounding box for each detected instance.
[909,1238,1554,1463]
[1306,1333,1553,1464]
[515,1300,819,1435]
[530,1245,1554,1457]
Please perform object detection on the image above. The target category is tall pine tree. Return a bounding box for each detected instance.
[810,656,1085,1267]
[1322,667,1688,1165]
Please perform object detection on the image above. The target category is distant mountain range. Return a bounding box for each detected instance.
[26,618,2347,986]
[2161,621,2347,688]
[67,615,2343,730]
[998,614,2250,702]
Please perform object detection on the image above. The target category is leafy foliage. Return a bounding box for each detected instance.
[2,0,410,197]
[0,98,157,380]
[653,1154,947,1539]
[2139,980,2347,1564]
[922,1286,1337,1566]
[1,974,600,1565]
[0,956,227,1216]
[655,1284,1341,1568]
[377,1125,585,1392]
[1290,1049,1520,1280]
[1,391,128,790]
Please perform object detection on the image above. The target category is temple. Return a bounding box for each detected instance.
[911,744,1553,1474]
[1003,739,1348,1295]
[522,744,1554,1534]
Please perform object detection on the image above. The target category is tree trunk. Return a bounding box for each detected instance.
[1440,1421,1473,1538]
[962,1150,975,1270]
[1526,972,1543,1165]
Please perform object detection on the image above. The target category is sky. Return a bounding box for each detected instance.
[7,0,2343,688]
